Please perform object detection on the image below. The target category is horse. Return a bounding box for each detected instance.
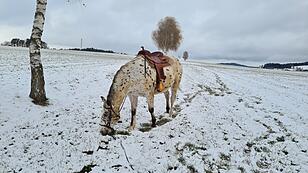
[100,53,182,136]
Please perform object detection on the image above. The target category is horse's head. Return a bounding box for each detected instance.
[100,96,120,136]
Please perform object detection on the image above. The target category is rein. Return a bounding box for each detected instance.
[109,104,120,118]
[101,96,127,128]
[109,96,126,118]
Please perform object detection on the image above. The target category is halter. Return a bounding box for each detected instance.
[100,98,126,135]
[105,96,126,119]
[100,105,116,135]
[106,104,120,118]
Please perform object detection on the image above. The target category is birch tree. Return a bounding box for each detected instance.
[152,16,183,53]
[29,0,48,105]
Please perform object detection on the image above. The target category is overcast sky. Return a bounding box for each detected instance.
[0,0,307,62]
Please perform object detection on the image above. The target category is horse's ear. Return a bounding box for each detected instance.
[101,96,107,103]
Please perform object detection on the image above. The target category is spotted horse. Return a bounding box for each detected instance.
[100,47,183,135]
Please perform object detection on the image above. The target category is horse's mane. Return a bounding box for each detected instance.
[106,70,120,106]
[106,59,136,105]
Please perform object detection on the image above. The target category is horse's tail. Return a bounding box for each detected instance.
[174,58,183,86]
[169,57,183,114]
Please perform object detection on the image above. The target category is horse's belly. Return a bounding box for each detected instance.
[128,82,152,97]
[127,61,176,96]
[128,90,147,97]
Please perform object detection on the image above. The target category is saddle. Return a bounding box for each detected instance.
[137,46,170,92]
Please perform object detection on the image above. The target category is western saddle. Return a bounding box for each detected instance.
[137,46,170,92]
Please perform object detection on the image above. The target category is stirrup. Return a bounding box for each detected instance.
[157,81,164,92]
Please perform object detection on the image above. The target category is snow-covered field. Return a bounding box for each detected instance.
[0,46,307,173]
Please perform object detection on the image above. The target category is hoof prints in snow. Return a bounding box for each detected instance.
[174,142,235,172]
[139,106,181,133]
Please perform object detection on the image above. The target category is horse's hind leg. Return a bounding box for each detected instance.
[170,78,181,116]
[146,93,156,127]
[164,90,170,113]
[128,95,138,131]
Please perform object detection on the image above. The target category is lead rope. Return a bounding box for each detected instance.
[120,139,134,170]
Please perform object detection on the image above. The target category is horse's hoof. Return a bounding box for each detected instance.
[128,125,135,132]
[169,111,173,117]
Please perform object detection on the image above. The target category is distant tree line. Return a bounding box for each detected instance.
[68,47,128,55]
[1,38,48,49]
[69,47,114,53]
[262,62,308,69]
[219,63,255,68]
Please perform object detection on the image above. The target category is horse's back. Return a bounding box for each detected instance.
[125,56,182,95]
[164,56,182,80]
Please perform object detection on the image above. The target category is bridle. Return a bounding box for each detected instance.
[99,94,127,136]
[100,104,117,127]
[100,105,116,135]
[100,100,125,135]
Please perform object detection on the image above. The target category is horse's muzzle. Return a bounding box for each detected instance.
[100,125,115,136]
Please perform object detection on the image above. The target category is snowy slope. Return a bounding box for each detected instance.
[0,47,307,173]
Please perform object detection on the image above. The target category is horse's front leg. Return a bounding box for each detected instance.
[128,95,138,131]
[146,93,156,127]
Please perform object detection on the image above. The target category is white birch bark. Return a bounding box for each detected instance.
[29,0,48,105]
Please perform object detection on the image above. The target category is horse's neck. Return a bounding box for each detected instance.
[107,66,131,112]
[107,90,126,113]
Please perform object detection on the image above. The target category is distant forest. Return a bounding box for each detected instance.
[219,63,255,68]
[1,38,48,49]
[69,48,116,54]
[262,62,308,69]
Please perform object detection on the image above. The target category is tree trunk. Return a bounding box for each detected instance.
[29,0,48,105]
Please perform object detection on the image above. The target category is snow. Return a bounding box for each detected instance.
[0,46,307,172]
[297,66,308,70]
